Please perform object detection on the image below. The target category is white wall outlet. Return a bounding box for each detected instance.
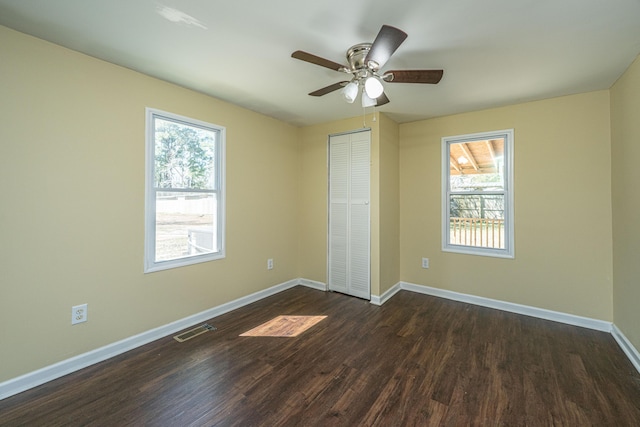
[267,258,274,270]
[422,257,430,269]
[72,303,88,325]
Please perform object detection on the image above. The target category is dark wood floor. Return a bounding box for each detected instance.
[2,287,640,426]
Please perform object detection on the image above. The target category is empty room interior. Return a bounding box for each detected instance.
[1,0,640,424]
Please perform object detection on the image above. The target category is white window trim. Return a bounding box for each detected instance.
[144,108,226,273]
[441,129,514,259]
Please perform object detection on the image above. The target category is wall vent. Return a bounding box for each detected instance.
[173,323,216,342]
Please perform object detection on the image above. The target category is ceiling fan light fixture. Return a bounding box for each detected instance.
[342,81,359,103]
[362,92,376,107]
[364,76,384,99]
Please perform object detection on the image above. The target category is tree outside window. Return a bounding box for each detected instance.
[145,109,225,272]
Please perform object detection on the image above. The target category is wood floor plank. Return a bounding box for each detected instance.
[1,286,640,426]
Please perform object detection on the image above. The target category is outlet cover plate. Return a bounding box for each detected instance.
[72,303,88,324]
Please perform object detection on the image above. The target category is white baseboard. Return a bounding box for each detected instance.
[370,283,402,306]
[612,324,640,374]
[298,278,327,291]
[398,281,612,332]
[0,278,308,401]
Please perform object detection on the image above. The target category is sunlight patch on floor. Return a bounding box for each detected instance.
[240,315,327,337]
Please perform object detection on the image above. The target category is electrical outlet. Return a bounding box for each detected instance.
[421,258,430,269]
[72,304,88,325]
[267,258,274,270]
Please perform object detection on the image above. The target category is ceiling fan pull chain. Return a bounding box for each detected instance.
[363,105,367,128]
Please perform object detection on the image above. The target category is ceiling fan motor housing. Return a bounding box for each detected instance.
[347,43,374,74]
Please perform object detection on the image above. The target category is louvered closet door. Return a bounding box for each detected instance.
[328,131,370,300]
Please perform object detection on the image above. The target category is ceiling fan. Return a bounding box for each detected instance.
[291,25,443,107]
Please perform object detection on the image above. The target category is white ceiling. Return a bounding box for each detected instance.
[1,0,640,127]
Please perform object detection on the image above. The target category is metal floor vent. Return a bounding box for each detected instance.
[174,323,216,343]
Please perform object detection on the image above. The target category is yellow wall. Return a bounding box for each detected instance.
[378,114,400,295]
[611,55,640,350]
[0,26,300,381]
[399,91,613,320]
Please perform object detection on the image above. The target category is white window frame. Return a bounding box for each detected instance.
[144,108,226,273]
[441,129,514,258]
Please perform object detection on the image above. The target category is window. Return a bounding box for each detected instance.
[442,129,514,258]
[145,108,225,272]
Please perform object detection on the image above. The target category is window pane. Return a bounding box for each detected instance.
[145,108,225,273]
[449,194,504,249]
[450,194,504,219]
[442,130,513,258]
[154,118,217,190]
[155,192,218,262]
[449,139,504,192]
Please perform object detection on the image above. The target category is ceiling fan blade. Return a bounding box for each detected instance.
[364,25,408,70]
[292,50,347,72]
[384,70,444,84]
[376,92,390,106]
[309,81,349,96]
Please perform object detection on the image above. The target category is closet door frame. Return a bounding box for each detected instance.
[327,129,371,300]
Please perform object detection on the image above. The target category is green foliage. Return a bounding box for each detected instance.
[154,119,216,189]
